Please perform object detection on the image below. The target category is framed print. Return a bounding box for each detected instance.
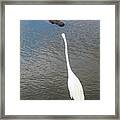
[0,0,119,119]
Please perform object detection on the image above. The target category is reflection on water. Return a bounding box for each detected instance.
[20,20,100,100]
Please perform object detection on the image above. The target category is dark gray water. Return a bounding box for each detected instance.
[20,20,100,100]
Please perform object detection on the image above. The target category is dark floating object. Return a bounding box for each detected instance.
[49,20,65,27]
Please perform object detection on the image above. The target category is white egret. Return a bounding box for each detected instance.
[61,33,85,100]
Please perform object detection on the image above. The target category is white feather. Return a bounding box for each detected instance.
[61,33,85,100]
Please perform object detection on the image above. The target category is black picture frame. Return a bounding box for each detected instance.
[0,0,119,119]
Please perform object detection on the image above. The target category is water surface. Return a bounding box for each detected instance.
[20,20,100,100]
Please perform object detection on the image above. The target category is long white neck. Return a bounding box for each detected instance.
[61,33,71,71]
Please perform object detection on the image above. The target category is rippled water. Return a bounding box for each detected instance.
[20,20,100,100]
